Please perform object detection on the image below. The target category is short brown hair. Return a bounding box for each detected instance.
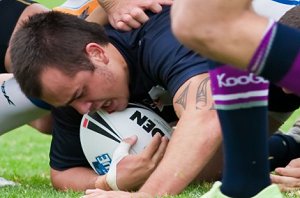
[11,11,109,98]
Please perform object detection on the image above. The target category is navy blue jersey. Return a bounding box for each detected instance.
[0,0,34,73]
[50,6,209,171]
[105,7,208,100]
[50,6,300,170]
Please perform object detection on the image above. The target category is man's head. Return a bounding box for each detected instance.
[11,11,130,114]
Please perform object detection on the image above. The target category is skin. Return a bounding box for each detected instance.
[47,43,170,191]
[50,0,298,194]
[38,41,222,196]
[6,1,295,194]
[171,0,269,68]
[171,0,300,194]
[47,0,225,193]
[2,1,169,191]
[43,0,180,191]
[51,134,168,191]
[271,158,300,191]
[97,0,173,31]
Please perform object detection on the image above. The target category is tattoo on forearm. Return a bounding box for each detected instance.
[175,82,190,109]
[196,77,212,110]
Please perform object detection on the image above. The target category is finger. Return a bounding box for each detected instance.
[157,0,173,6]
[288,158,300,167]
[85,189,103,195]
[151,135,168,164]
[275,167,300,178]
[130,7,149,24]
[141,133,162,157]
[271,174,300,187]
[121,13,142,29]
[147,2,163,13]
[115,21,132,31]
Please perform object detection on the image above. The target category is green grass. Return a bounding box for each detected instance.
[35,0,65,9]
[0,108,299,198]
[1,122,300,197]
[0,126,83,198]
[281,108,300,132]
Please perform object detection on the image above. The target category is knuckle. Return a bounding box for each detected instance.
[130,8,144,18]
[121,15,132,23]
[146,161,156,170]
[143,0,154,7]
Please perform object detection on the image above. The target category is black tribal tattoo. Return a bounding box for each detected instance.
[175,82,190,109]
[196,77,213,110]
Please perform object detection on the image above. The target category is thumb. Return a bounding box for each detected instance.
[122,135,138,145]
[113,135,138,160]
[106,135,138,190]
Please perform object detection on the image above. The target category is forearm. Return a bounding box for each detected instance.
[171,0,269,68]
[50,167,110,191]
[139,111,222,195]
[97,0,115,12]
[86,6,108,25]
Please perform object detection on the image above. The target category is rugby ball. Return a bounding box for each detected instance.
[80,103,173,175]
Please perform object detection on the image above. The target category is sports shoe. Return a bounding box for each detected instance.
[0,177,17,187]
[286,118,300,143]
[201,181,283,198]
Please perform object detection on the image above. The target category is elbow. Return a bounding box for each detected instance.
[50,169,69,192]
[50,178,64,191]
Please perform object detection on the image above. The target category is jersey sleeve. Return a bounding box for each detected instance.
[50,106,90,171]
[141,7,210,97]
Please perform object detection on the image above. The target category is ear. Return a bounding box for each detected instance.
[85,43,109,65]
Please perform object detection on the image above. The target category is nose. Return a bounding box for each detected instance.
[71,101,93,114]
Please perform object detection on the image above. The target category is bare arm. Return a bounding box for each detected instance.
[171,0,269,68]
[51,167,103,191]
[82,73,222,197]
[138,73,222,195]
[86,6,109,25]
[51,134,167,192]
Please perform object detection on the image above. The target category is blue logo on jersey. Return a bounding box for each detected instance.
[92,153,112,175]
[272,0,300,5]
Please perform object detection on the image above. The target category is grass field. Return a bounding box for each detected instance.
[1,0,300,197]
[1,115,300,198]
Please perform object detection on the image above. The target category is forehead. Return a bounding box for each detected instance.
[40,67,81,106]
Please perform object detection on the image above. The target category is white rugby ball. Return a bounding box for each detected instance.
[80,103,173,175]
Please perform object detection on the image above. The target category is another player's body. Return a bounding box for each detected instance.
[171,0,300,197]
